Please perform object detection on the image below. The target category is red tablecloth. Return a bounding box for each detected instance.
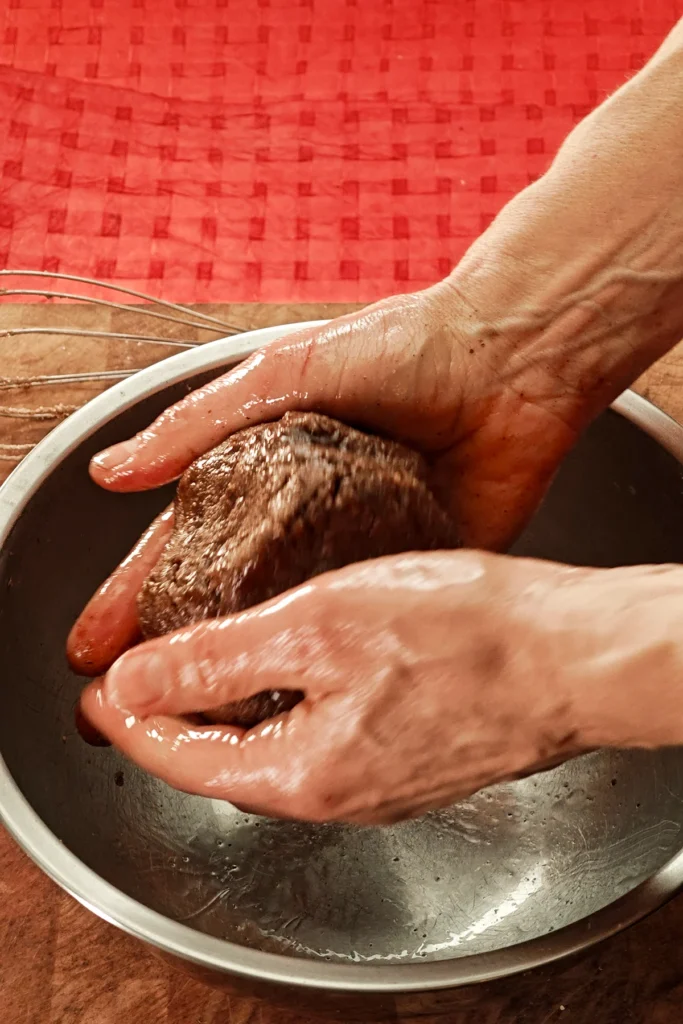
[0,0,681,304]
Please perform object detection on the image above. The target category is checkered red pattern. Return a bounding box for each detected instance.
[0,0,681,303]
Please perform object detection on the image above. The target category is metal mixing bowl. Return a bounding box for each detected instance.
[2,322,683,1020]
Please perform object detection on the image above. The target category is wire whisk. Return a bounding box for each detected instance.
[0,271,247,461]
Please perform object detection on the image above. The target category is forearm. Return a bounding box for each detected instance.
[438,17,683,429]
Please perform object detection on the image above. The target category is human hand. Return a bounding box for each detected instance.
[79,551,683,824]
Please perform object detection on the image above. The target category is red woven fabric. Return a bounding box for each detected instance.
[0,0,681,304]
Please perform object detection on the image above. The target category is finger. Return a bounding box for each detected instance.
[67,506,174,676]
[74,699,111,747]
[80,681,317,818]
[98,582,337,717]
[88,297,430,492]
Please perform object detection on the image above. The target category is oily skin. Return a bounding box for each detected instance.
[80,553,683,825]
[88,291,581,552]
[71,19,683,823]
[81,552,577,824]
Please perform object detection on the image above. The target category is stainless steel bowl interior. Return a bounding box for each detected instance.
[2,323,683,994]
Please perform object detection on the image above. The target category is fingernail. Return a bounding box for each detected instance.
[105,646,167,712]
[91,438,140,474]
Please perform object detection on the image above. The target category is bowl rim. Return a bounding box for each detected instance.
[1,319,683,992]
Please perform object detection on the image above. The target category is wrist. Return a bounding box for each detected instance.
[533,564,683,751]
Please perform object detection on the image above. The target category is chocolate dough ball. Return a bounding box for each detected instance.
[138,412,460,727]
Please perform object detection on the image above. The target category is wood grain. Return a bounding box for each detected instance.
[2,301,683,1023]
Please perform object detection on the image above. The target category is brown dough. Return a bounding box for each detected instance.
[137,412,460,727]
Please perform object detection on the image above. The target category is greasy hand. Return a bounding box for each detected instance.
[79,550,683,823]
[69,286,580,675]
[90,289,580,546]
[81,551,593,824]
[82,552,683,823]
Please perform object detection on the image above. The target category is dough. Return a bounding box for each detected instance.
[138,412,460,727]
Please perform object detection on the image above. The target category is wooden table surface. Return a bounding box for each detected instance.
[2,299,683,1024]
